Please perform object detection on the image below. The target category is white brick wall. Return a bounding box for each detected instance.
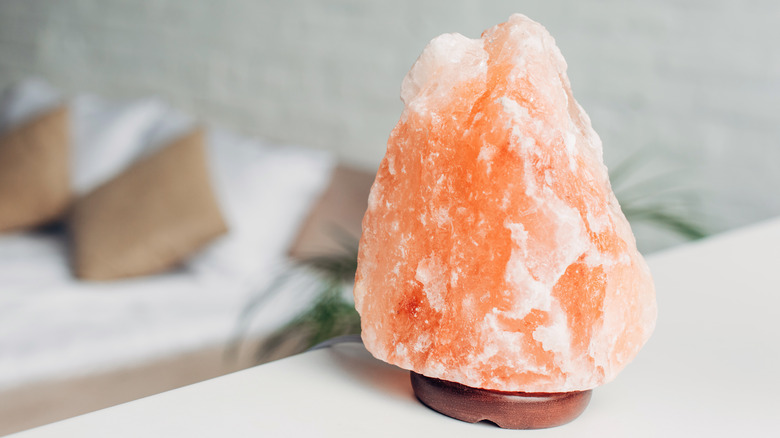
[1,0,779,251]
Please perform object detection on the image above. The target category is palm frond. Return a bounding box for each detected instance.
[610,149,708,241]
[254,284,361,363]
[608,148,656,186]
[228,232,361,364]
[621,205,708,240]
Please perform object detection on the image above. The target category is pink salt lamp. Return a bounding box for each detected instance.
[354,14,657,429]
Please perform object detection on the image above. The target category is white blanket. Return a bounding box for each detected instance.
[0,232,235,390]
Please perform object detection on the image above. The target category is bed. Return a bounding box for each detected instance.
[0,79,372,434]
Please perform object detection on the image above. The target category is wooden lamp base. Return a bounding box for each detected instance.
[410,372,592,429]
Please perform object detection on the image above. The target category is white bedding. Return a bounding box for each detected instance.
[0,232,234,390]
[0,80,335,391]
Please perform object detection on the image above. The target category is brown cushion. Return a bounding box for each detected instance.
[71,129,228,281]
[0,106,71,232]
[287,164,376,260]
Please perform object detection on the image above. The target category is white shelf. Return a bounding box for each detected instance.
[12,218,780,437]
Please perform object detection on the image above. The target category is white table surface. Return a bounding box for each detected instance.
[11,218,780,437]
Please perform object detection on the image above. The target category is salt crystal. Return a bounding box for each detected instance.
[355,14,656,392]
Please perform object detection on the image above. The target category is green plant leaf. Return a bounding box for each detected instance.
[621,205,708,240]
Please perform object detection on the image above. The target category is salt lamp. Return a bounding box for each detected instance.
[354,14,657,429]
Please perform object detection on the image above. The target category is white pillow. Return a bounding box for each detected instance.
[0,78,62,133]
[187,127,335,287]
[70,95,169,194]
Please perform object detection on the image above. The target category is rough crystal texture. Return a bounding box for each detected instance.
[354,14,657,393]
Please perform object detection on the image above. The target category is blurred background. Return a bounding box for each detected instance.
[1,0,779,251]
[1,0,779,435]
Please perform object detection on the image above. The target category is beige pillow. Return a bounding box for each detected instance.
[71,129,228,281]
[287,164,376,260]
[0,106,71,232]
